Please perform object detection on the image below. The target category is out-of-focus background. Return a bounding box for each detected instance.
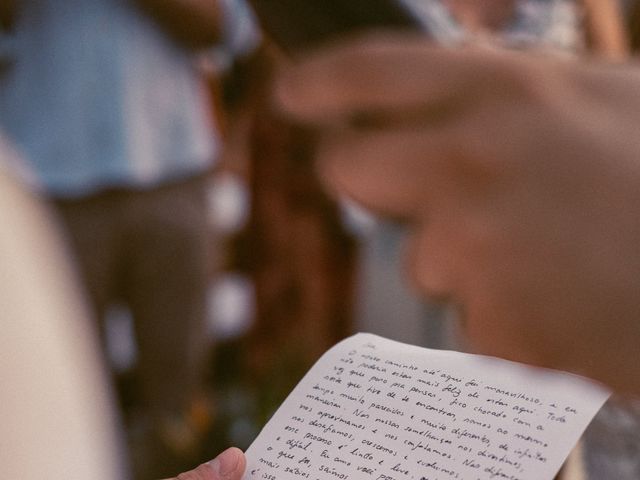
[1,1,640,479]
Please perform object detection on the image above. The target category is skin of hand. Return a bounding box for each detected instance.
[274,34,640,397]
[168,447,246,480]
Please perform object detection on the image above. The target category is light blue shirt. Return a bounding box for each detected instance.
[0,0,219,198]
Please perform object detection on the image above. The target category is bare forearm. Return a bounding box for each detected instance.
[581,0,629,60]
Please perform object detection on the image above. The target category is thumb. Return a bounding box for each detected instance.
[171,447,246,480]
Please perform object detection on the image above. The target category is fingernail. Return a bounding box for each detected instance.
[208,447,240,477]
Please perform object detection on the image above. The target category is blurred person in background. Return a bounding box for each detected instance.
[0,1,231,477]
[579,0,629,57]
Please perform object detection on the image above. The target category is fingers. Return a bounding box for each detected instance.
[274,34,532,127]
[275,33,541,221]
[174,447,246,480]
[316,125,452,220]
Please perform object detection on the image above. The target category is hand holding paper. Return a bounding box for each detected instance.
[243,334,609,480]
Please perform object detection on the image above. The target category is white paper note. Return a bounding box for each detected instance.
[243,333,609,480]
